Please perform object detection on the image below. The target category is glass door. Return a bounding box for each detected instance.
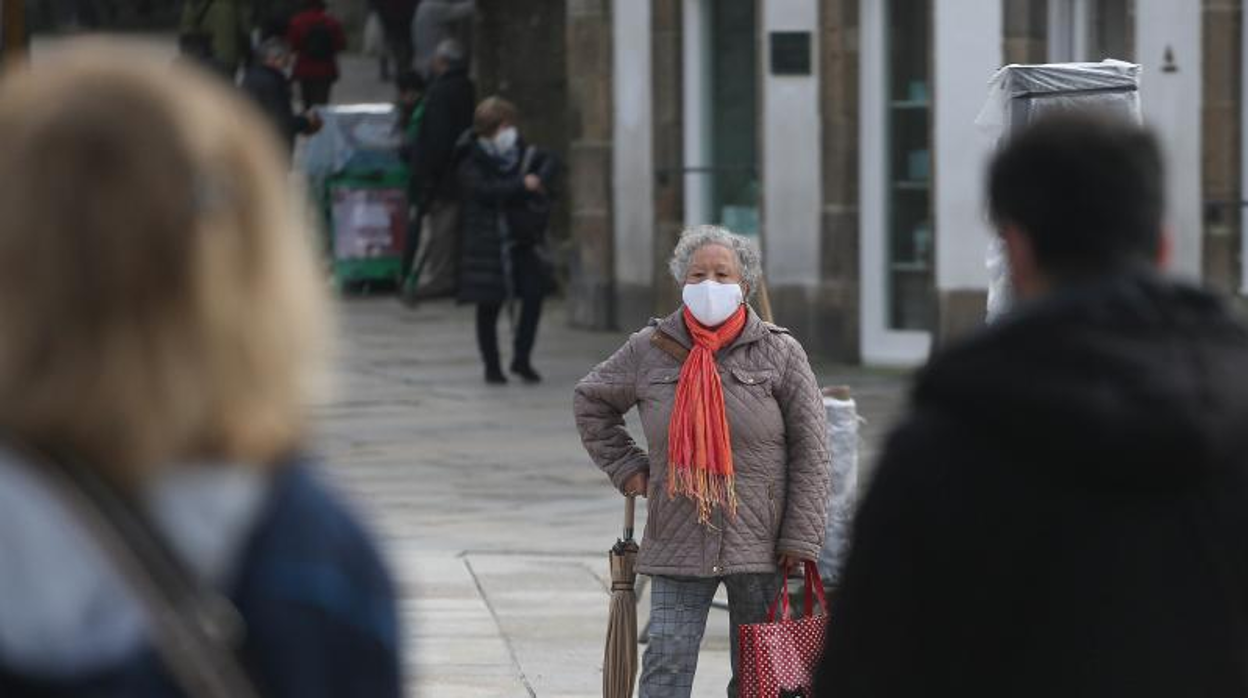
[886,0,935,330]
[683,0,759,235]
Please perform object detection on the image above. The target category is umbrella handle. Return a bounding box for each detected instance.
[623,495,636,541]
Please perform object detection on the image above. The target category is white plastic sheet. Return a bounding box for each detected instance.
[977,60,1142,320]
[302,104,404,184]
[818,395,860,585]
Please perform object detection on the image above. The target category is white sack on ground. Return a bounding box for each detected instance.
[818,395,859,585]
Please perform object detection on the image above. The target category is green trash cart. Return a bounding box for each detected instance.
[322,163,409,289]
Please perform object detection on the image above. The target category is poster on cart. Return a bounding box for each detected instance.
[330,187,406,261]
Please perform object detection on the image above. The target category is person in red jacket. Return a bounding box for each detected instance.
[286,0,346,109]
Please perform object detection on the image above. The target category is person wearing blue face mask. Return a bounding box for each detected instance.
[455,96,559,384]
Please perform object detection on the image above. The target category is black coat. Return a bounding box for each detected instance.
[818,272,1248,698]
[410,67,475,204]
[240,64,310,156]
[455,135,557,305]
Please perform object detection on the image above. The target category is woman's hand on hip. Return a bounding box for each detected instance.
[623,471,649,498]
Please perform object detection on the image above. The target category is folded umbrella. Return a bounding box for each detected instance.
[603,495,639,698]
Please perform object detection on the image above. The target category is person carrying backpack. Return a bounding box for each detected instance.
[286,0,346,109]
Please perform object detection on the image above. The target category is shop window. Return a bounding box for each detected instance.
[886,0,935,331]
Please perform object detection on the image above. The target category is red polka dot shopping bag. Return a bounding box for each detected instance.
[738,561,829,698]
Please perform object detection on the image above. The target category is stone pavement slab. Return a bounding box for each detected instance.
[314,298,909,696]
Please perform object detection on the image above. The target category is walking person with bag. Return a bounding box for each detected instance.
[241,38,324,159]
[0,42,401,698]
[456,96,557,385]
[575,226,831,697]
[285,0,345,109]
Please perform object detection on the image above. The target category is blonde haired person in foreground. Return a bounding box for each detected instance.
[0,43,401,697]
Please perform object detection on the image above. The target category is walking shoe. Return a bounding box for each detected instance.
[510,363,542,384]
[485,368,508,385]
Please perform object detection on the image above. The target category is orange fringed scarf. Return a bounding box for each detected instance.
[667,305,748,526]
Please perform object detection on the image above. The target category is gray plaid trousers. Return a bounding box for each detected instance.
[640,573,782,698]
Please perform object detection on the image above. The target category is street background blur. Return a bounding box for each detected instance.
[16,1,1247,695]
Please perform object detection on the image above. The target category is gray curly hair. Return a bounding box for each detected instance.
[668,225,762,299]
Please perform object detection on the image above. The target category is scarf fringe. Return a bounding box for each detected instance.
[668,461,738,526]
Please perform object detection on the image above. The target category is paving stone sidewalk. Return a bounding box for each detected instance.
[314,297,910,696]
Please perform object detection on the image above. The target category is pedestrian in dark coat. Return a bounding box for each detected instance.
[817,113,1248,698]
[404,38,475,300]
[371,0,419,80]
[285,0,346,109]
[410,0,474,80]
[456,96,557,384]
[240,38,322,157]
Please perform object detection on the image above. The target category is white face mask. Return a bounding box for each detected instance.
[493,126,518,152]
[682,280,744,327]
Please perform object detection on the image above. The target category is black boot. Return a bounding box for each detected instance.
[510,362,542,384]
[485,367,508,385]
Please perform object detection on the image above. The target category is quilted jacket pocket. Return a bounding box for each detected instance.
[730,367,775,397]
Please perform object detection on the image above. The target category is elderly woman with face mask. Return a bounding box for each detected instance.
[456,96,558,384]
[574,225,831,697]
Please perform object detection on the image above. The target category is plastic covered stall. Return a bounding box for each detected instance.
[976,60,1142,319]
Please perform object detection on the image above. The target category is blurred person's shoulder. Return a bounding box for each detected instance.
[231,457,398,645]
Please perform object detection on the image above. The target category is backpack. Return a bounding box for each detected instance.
[304,20,336,61]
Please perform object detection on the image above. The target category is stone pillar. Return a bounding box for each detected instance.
[475,1,570,243]
[816,0,861,361]
[651,0,685,316]
[1003,0,1048,64]
[566,0,615,329]
[1202,0,1242,294]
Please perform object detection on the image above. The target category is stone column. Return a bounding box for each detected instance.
[1003,0,1049,64]
[817,0,861,361]
[1202,0,1242,294]
[651,0,685,316]
[566,0,615,329]
[475,1,570,243]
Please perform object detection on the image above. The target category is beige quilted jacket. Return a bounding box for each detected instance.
[574,306,831,577]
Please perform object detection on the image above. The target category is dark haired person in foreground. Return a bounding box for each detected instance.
[817,113,1248,697]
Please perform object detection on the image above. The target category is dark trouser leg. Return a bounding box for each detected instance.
[512,292,543,369]
[723,573,783,698]
[510,248,544,369]
[476,302,504,377]
[299,78,332,110]
[400,205,423,280]
[640,575,718,698]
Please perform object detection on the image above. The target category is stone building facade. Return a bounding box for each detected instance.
[480,0,1244,365]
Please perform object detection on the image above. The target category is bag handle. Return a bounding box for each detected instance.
[766,561,830,623]
[10,443,262,698]
[520,145,537,175]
